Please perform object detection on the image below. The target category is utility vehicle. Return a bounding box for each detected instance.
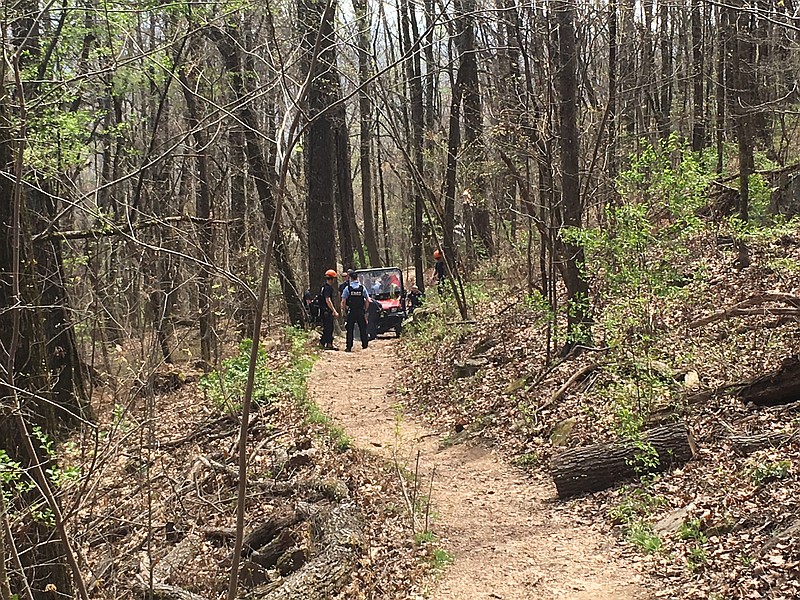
[353,266,406,337]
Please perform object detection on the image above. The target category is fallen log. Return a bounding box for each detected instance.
[739,357,800,406]
[760,519,800,556]
[259,502,364,600]
[550,422,695,499]
[244,510,300,555]
[542,363,600,410]
[131,578,205,600]
[689,293,800,329]
[727,432,791,455]
[453,357,488,378]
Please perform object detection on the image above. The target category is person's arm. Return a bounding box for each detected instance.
[340,287,348,313]
[324,288,338,317]
[326,296,338,317]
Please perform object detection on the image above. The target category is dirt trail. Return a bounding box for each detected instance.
[309,337,648,600]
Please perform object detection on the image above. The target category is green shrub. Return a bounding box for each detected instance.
[686,545,708,572]
[747,458,791,485]
[678,517,707,542]
[627,522,662,553]
[200,330,314,414]
[566,134,712,351]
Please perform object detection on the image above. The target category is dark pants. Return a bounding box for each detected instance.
[346,311,368,350]
[320,311,334,346]
[366,315,378,340]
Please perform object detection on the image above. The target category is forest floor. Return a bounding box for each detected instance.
[311,337,649,599]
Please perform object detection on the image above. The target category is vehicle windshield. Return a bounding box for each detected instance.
[354,267,404,300]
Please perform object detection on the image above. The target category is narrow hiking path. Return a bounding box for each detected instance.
[309,337,649,600]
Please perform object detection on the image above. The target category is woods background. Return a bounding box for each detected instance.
[2,0,800,597]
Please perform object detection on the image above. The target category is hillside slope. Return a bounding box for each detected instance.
[398,225,800,599]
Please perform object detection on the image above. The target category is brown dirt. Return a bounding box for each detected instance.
[309,336,650,599]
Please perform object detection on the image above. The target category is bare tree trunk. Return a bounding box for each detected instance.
[399,0,425,288]
[442,66,463,265]
[230,126,247,254]
[496,0,522,239]
[620,0,637,135]
[207,26,306,325]
[353,0,381,267]
[300,0,339,291]
[691,0,705,151]
[716,6,728,173]
[180,57,216,366]
[555,0,592,349]
[333,105,362,268]
[658,0,673,138]
[0,95,76,600]
[376,138,391,265]
[608,0,618,179]
[423,0,438,129]
[730,2,754,223]
[29,185,88,414]
[456,0,493,257]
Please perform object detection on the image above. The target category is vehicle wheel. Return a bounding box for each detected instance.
[395,324,402,338]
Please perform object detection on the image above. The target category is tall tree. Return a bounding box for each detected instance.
[300,0,339,291]
[608,0,618,178]
[730,1,755,223]
[455,0,493,257]
[691,0,705,151]
[353,0,382,267]
[332,101,364,267]
[555,0,592,349]
[180,42,216,366]
[207,24,306,325]
[399,0,425,288]
[658,0,673,137]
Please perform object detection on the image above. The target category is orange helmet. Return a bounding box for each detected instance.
[325,269,338,278]
[433,250,441,259]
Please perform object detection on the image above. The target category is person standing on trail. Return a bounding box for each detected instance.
[338,270,351,326]
[320,269,339,350]
[338,271,350,296]
[433,250,446,286]
[365,295,382,340]
[340,270,370,352]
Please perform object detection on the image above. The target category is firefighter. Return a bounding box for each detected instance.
[320,269,339,350]
[340,270,370,352]
[433,250,446,285]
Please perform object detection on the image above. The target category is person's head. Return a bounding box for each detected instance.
[411,284,419,292]
[325,269,337,282]
[348,269,358,281]
[433,250,442,260]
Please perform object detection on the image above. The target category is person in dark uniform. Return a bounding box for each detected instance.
[365,296,382,340]
[340,270,370,352]
[320,269,339,350]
